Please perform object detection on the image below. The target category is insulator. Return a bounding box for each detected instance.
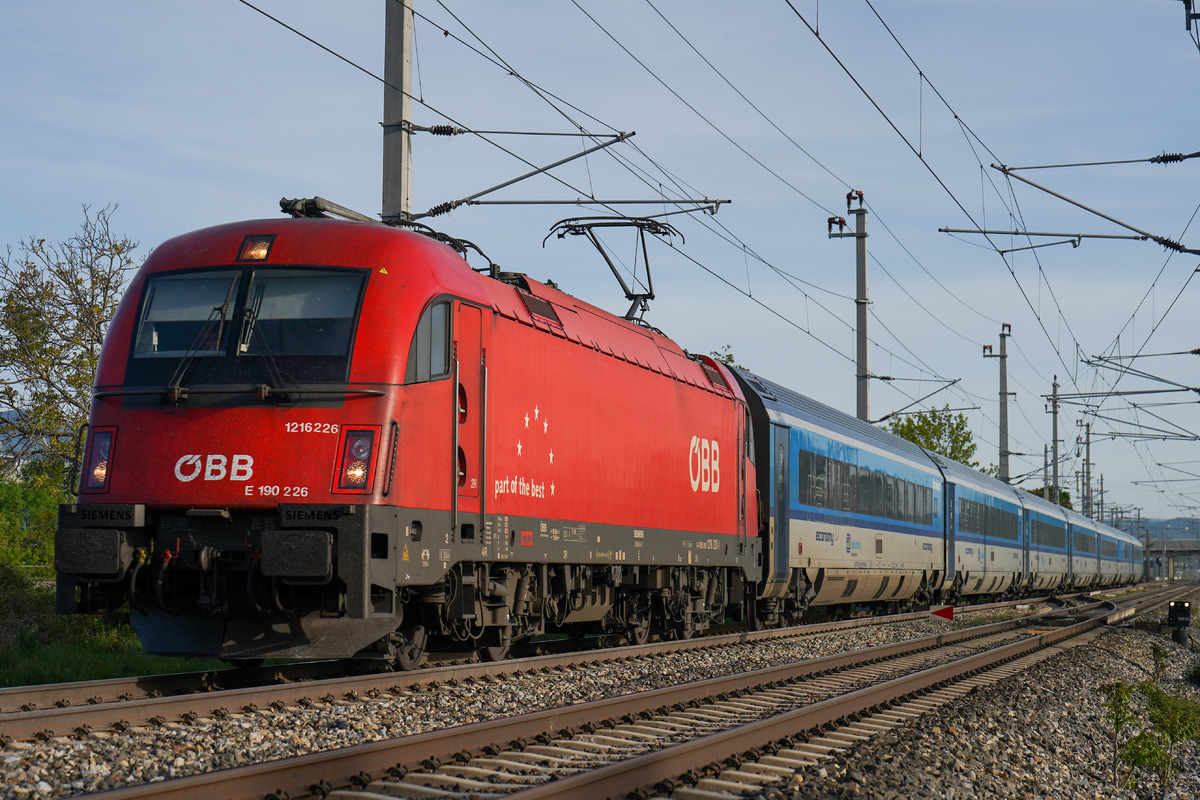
[426,201,456,218]
[428,124,462,136]
[1150,152,1185,163]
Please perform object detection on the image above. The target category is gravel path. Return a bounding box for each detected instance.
[3,613,1196,800]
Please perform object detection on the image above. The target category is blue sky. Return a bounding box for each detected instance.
[3,1,1199,522]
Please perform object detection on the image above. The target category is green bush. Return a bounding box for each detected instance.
[1121,680,1200,790]
[0,566,222,686]
[0,473,66,567]
[1186,659,1200,687]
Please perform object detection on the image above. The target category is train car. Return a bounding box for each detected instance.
[1097,527,1122,587]
[930,455,1024,600]
[55,217,760,667]
[1095,522,1142,588]
[1115,530,1144,585]
[1065,510,1101,589]
[730,369,945,624]
[1017,492,1070,593]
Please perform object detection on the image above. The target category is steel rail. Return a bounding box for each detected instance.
[0,589,1122,742]
[60,605,1118,800]
[0,590,1085,716]
[509,583,1197,799]
[70,584,1188,800]
[514,621,1100,799]
[0,613,1021,743]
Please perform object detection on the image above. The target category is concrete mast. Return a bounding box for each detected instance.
[383,0,414,223]
[829,191,869,421]
[983,324,1012,482]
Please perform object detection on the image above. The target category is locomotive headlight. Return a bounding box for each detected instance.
[334,428,380,493]
[349,436,372,461]
[344,461,368,486]
[81,428,116,493]
[236,233,275,262]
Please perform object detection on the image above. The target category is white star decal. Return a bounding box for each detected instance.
[549,449,555,465]
[524,412,529,429]
[534,404,540,420]
[517,440,523,456]
[550,482,555,496]
[543,419,549,433]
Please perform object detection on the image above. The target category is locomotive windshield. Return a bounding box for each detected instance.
[236,270,362,357]
[124,265,368,390]
[134,270,241,357]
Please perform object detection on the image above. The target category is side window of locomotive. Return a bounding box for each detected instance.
[133,270,241,357]
[238,269,365,357]
[405,301,451,384]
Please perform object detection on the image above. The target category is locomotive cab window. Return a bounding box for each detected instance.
[405,301,450,384]
[134,270,241,357]
[237,269,362,357]
[126,265,368,388]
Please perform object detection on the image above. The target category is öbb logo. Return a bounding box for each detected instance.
[688,436,720,493]
[174,454,254,482]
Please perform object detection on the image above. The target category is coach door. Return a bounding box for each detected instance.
[1022,513,1031,583]
[453,304,485,538]
[761,422,792,598]
[944,482,957,582]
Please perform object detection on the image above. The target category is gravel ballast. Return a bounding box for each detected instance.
[765,626,1200,800]
[2,616,1197,799]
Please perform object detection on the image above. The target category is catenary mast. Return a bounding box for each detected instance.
[383,0,414,223]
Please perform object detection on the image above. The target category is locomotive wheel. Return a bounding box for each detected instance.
[393,622,429,671]
[479,645,509,662]
[627,616,650,646]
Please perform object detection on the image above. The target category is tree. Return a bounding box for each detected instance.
[1024,486,1075,511]
[709,345,744,369]
[883,405,979,467]
[0,205,137,482]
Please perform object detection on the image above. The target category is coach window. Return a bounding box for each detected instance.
[796,449,812,505]
[833,458,844,509]
[846,464,859,513]
[811,454,827,508]
[405,301,451,383]
[856,467,872,516]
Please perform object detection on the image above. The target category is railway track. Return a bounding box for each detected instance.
[32,583,1188,800]
[0,593,1084,743]
[1,592,1088,716]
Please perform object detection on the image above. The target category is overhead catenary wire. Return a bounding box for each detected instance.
[242,0,1193,512]
[425,0,963,393]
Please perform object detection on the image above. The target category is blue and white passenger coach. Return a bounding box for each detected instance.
[934,455,1025,599]
[1020,496,1069,593]
[733,371,945,623]
[730,367,1144,624]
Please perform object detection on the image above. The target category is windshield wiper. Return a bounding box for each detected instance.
[238,282,266,354]
[164,279,240,401]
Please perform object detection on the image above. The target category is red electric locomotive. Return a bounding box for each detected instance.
[55,212,761,667]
